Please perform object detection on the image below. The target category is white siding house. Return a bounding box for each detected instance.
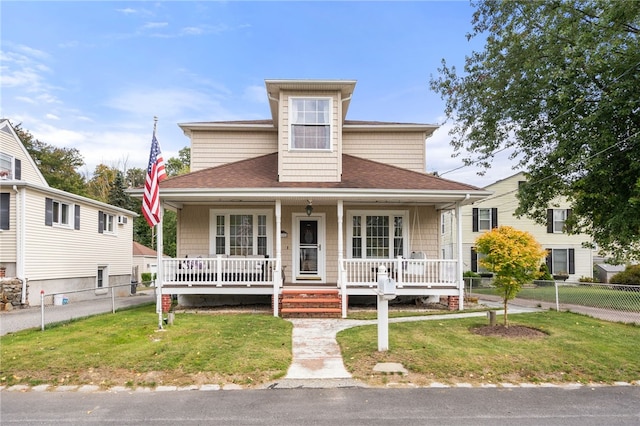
[443,172,594,281]
[0,120,137,306]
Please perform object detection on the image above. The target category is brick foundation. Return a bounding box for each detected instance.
[447,295,460,311]
[161,294,172,313]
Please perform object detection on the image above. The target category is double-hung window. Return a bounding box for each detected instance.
[290,98,331,150]
[472,208,498,232]
[547,209,570,233]
[348,211,407,259]
[210,210,271,256]
[0,152,20,180]
[546,248,575,275]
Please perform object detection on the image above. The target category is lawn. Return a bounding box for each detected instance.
[337,310,640,386]
[2,305,639,389]
[0,304,292,389]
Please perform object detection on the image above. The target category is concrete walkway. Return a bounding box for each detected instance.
[272,302,542,388]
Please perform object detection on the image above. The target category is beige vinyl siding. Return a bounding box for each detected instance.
[23,190,133,281]
[0,125,47,186]
[190,131,277,172]
[177,205,212,256]
[0,190,17,262]
[278,91,341,182]
[343,132,426,173]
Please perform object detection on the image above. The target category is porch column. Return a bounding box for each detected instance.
[273,200,282,317]
[456,201,464,310]
[337,200,347,318]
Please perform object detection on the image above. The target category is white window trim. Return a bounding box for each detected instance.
[208,209,273,256]
[96,265,109,294]
[52,199,73,229]
[346,210,408,259]
[552,209,567,233]
[288,96,333,152]
[103,212,117,235]
[478,208,492,231]
[0,152,14,179]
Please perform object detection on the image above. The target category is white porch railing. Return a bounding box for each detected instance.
[162,256,277,287]
[341,256,459,289]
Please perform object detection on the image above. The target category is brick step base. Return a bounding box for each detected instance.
[278,288,342,318]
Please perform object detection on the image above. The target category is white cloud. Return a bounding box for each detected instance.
[116,8,138,15]
[143,22,168,29]
[45,113,60,120]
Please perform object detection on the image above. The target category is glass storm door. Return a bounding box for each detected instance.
[295,216,324,282]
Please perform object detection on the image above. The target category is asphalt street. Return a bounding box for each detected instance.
[2,386,639,425]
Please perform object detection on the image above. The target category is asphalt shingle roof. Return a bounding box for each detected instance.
[159,153,481,192]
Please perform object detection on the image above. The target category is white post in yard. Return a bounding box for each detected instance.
[456,201,464,310]
[156,203,164,329]
[377,264,396,351]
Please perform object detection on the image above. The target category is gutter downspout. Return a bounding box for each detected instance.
[13,185,27,304]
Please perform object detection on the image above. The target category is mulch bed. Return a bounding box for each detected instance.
[471,324,547,338]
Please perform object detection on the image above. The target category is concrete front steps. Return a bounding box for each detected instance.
[279,288,342,318]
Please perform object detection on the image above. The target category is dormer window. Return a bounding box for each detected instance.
[290,98,331,150]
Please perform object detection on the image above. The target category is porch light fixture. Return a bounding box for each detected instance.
[280,230,288,238]
[305,200,313,216]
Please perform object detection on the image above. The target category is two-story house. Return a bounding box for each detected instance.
[133,79,491,317]
[0,119,137,306]
[443,172,593,282]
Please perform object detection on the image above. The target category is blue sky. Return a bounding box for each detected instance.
[1,1,516,186]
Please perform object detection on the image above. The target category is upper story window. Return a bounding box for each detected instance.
[0,152,18,180]
[290,98,331,150]
[472,207,498,232]
[547,209,571,233]
[46,197,80,229]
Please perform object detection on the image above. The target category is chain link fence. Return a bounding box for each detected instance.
[0,283,156,335]
[467,277,640,325]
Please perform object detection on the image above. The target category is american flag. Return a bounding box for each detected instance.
[142,133,167,227]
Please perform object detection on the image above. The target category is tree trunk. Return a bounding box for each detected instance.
[503,298,509,327]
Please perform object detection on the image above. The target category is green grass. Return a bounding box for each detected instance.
[2,305,639,388]
[337,310,640,386]
[473,285,640,311]
[0,304,292,388]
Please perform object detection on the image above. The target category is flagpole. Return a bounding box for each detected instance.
[152,116,164,330]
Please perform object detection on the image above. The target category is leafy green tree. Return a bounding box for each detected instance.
[14,123,88,196]
[86,164,117,203]
[475,226,547,326]
[430,0,640,263]
[165,146,190,177]
[108,170,135,210]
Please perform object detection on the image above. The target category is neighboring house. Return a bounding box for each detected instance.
[132,79,491,317]
[0,120,137,306]
[132,241,168,283]
[443,172,594,282]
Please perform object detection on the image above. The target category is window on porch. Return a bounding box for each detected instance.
[348,211,407,259]
[210,210,271,256]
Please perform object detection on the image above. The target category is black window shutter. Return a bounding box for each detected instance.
[565,209,573,233]
[74,205,81,230]
[547,209,554,233]
[472,208,479,232]
[491,208,498,229]
[14,159,21,180]
[0,193,9,230]
[471,247,478,272]
[568,249,575,274]
[545,248,552,273]
[98,210,104,233]
[45,197,53,226]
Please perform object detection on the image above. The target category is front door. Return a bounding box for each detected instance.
[294,215,325,282]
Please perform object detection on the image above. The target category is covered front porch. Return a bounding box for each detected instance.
[155,197,472,318]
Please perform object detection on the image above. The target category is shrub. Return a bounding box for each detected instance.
[610,265,640,286]
[537,263,553,281]
[140,272,156,284]
[463,270,481,278]
[578,276,599,283]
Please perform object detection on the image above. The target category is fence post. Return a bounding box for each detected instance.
[40,290,45,331]
[111,286,116,314]
[554,281,560,312]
